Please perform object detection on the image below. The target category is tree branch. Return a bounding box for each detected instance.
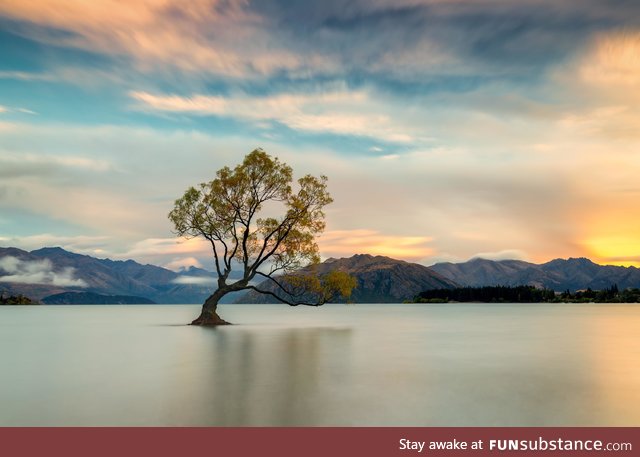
[255,271,308,298]
[246,285,325,307]
[205,235,223,278]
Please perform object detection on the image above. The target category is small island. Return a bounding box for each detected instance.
[0,293,40,305]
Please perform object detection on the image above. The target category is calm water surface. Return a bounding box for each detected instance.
[1,303,639,426]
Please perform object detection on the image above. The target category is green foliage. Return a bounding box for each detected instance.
[168,149,354,307]
[278,270,358,305]
[323,270,358,301]
[0,294,39,305]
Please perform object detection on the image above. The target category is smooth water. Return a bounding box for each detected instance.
[1,303,639,426]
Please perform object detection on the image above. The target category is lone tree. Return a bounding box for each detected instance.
[169,149,356,325]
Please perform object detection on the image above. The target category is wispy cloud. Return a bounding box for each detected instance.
[576,32,640,93]
[319,229,435,261]
[171,276,212,285]
[3,0,640,86]
[0,70,55,81]
[130,89,414,143]
[164,257,204,271]
[3,235,112,257]
[123,237,210,259]
[0,0,313,79]
[16,108,37,115]
[0,152,113,178]
[470,249,529,262]
[0,105,37,115]
[0,256,87,287]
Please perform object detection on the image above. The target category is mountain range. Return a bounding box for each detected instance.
[430,257,640,292]
[2,246,640,304]
[42,291,156,305]
[0,246,221,303]
[237,253,458,303]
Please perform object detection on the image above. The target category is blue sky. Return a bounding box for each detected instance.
[1,0,640,269]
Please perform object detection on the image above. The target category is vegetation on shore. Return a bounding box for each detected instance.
[414,285,640,303]
[556,285,640,303]
[0,293,40,305]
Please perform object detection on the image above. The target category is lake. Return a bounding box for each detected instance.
[1,303,639,426]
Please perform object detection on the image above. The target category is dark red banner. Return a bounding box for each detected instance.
[1,427,638,457]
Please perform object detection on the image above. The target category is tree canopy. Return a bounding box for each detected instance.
[169,149,355,325]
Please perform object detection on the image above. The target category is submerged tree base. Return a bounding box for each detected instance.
[190,308,231,326]
[190,315,231,326]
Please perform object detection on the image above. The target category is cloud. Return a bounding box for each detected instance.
[599,255,640,264]
[0,106,37,115]
[0,168,156,242]
[0,152,113,178]
[164,257,204,271]
[576,32,640,92]
[117,238,216,268]
[0,121,259,246]
[318,229,435,261]
[171,276,212,285]
[0,122,17,133]
[470,249,529,262]
[3,0,640,88]
[0,0,314,79]
[0,71,55,81]
[2,3,640,270]
[3,235,112,257]
[247,0,639,86]
[130,89,414,143]
[545,31,640,145]
[16,108,37,115]
[0,256,87,287]
[123,237,210,258]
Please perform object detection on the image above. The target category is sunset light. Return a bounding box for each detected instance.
[0,0,639,269]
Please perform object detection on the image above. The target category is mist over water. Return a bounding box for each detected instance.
[1,304,639,426]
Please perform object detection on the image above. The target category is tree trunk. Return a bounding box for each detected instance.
[191,289,231,326]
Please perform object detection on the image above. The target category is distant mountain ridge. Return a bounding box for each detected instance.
[3,245,639,304]
[237,254,458,303]
[430,257,640,292]
[0,246,219,303]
